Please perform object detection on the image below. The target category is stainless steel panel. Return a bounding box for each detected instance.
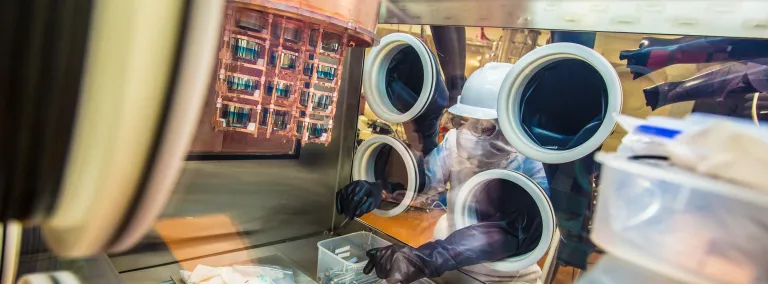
[379,0,768,39]
[119,234,331,283]
[110,48,365,273]
[329,48,366,229]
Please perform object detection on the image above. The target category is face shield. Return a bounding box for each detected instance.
[442,112,517,165]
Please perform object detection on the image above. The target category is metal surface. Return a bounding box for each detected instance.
[119,235,330,283]
[379,0,768,39]
[110,48,364,273]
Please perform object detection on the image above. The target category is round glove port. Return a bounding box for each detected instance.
[362,33,446,123]
[452,169,555,272]
[352,135,422,217]
[497,42,622,164]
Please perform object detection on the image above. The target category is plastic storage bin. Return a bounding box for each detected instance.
[592,153,768,284]
[317,232,390,283]
[577,254,682,284]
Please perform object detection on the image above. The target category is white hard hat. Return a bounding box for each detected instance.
[448,62,514,119]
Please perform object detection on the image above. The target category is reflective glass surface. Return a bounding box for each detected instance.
[353,24,768,283]
[14,2,768,283]
[385,46,424,113]
[520,59,608,150]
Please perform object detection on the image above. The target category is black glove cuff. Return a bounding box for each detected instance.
[445,74,467,90]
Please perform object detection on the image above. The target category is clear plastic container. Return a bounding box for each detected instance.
[577,254,682,284]
[593,152,768,284]
[316,232,390,283]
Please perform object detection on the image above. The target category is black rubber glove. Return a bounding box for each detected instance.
[363,218,541,284]
[335,180,384,220]
[364,244,422,284]
[431,26,466,107]
[384,43,448,156]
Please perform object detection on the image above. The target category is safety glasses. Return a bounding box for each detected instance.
[448,114,498,137]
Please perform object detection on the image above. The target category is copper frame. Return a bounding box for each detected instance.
[211,2,361,146]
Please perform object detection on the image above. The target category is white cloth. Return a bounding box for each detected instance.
[669,121,768,191]
[460,265,542,284]
[618,113,768,191]
[184,265,225,284]
[181,265,292,284]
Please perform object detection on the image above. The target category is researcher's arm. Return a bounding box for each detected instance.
[421,135,450,196]
[365,218,541,284]
[430,26,467,106]
[386,60,446,155]
[363,152,548,283]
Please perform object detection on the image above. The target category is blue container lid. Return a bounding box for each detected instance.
[635,125,681,138]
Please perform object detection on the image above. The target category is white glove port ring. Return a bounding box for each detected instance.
[363,33,440,123]
[497,43,622,164]
[453,169,555,272]
[352,135,421,217]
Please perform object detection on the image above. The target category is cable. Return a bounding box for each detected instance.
[753,92,761,126]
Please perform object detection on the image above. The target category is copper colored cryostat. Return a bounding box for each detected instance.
[205,0,378,153]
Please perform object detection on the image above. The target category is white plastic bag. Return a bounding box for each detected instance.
[181,264,295,284]
[668,120,768,191]
[614,114,684,157]
[614,112,768,191]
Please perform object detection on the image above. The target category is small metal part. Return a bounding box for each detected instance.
[339,218,349,229]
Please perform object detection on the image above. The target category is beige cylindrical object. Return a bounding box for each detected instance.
[232,0,380,46]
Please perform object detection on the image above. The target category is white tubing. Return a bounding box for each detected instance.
[362,33,437,123]
[497,42,622,164]
[43,0,186,258]
[453,169,555,272]
[352,135,418,217]
[2,221,21,284]
[107,0,226,254]
[17,271,80,284]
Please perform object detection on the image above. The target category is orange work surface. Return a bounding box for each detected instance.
[154,214,252,271]
[359,209,446,247]
[360,209,554,271]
